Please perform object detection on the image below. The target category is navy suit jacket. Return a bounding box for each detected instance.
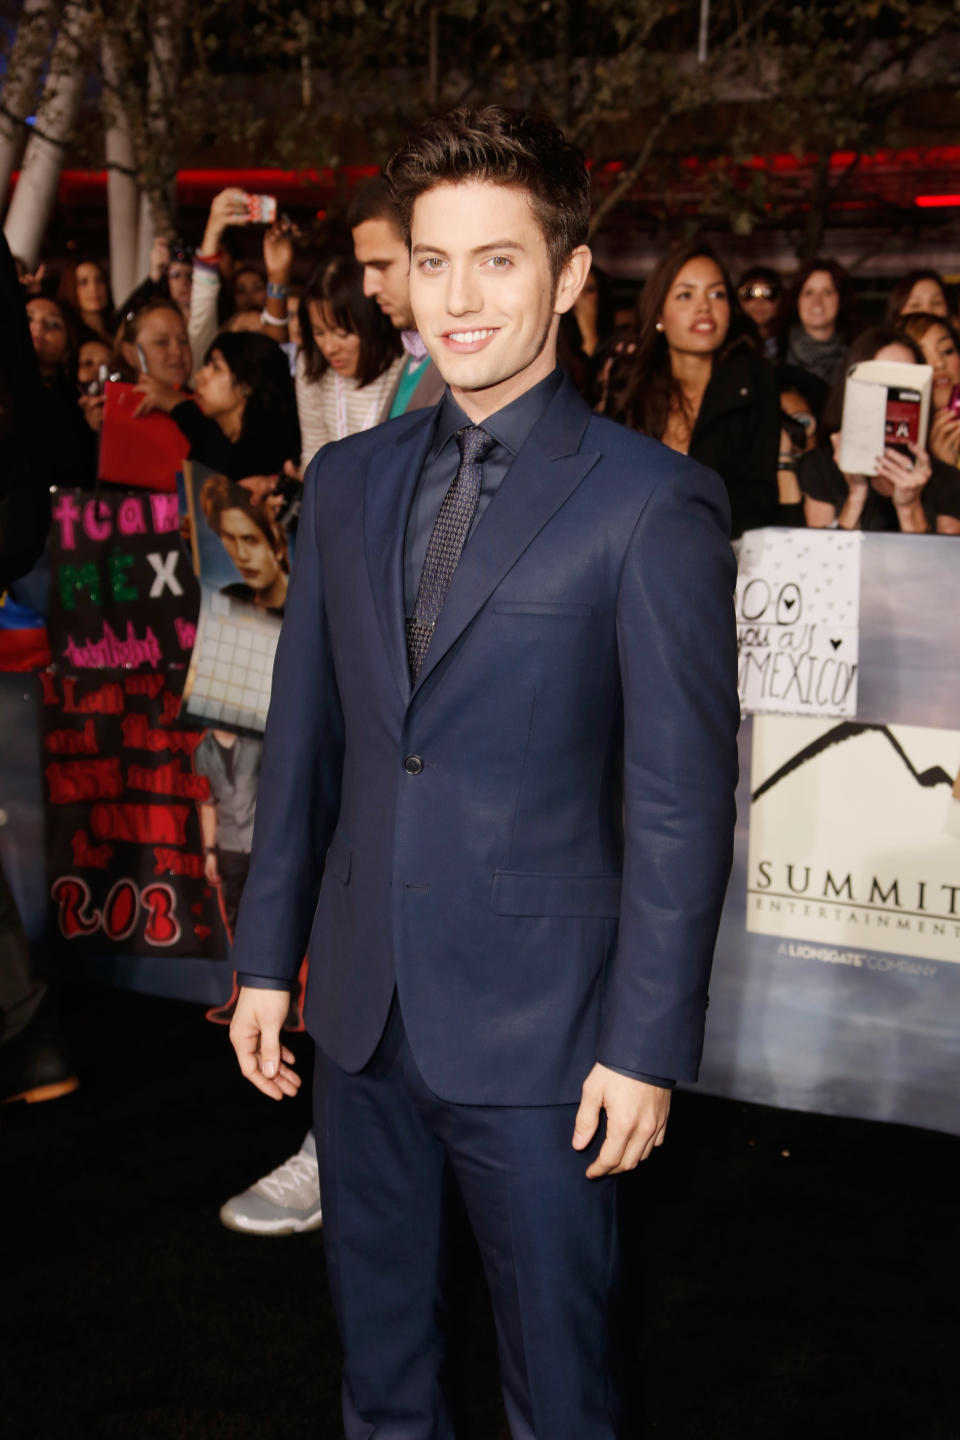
[231,375,740,1105]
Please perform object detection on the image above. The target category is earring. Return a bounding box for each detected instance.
[655,321,663,332]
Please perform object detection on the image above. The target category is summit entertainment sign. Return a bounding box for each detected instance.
[747,716,960,965]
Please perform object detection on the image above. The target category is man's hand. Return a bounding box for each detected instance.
[203,849,221,885]
[572,1063,670,1177]
[229,986,301,1101]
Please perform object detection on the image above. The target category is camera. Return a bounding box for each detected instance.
[246,194,278,224]
[86,364,121,397]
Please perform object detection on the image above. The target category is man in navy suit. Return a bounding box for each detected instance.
[229,107,739,1437]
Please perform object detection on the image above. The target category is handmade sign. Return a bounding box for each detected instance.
[40,668,225,960]
[735,528,862,717]
[47,488,199,673]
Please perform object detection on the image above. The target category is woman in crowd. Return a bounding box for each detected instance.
[598,238,780,536]
[26,294,96,485]
[199,472,290,614]
[885,269,951,323]
[737,265,782,361]
[775,366,821,526]
[779,257,855,389]
[57,256,113,341]
[81,296,193,437]
[118,236,194,322]
[76,333,113,390]
[293,253,402,469]
[798,325,960,534]
[137,328,300,481]
[900,311,960,469]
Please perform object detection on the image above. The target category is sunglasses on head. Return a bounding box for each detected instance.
[739,283,779,302]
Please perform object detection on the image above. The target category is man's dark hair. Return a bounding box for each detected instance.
[347,176,403,234]
[384,106,590,284]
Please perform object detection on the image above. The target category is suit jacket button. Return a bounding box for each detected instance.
[404,754,424,775]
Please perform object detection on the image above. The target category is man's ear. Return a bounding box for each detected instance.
[554,245,593,317]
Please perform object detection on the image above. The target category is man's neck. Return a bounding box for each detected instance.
[451,344,559,424]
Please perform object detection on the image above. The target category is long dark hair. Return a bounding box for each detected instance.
[778,257,856,355]
[900,309,960,360]
[819,325,923,437]
[26,293,80,383]
[298,253,400,387]
[884,269,951,323]
[600,238,749,438]
[57,255,114,328]
[206,330,301,474]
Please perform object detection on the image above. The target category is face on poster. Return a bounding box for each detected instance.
[179,466,293,736]
[186,469,295,618]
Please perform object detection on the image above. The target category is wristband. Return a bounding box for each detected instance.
[194,250,221,265]
[266,281,289,300]
[260,308,288,327]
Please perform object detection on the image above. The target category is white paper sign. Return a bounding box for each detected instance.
[734,528,862,717]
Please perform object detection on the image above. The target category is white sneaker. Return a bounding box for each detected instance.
[219,1131,323,1235]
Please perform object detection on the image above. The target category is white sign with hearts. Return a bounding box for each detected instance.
[733,528,862,717]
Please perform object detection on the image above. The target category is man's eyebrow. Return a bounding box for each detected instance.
[411,240,525,257]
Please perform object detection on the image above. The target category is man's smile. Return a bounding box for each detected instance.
[441,327,500,352]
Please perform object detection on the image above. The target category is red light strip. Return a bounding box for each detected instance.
[915,194,960,208]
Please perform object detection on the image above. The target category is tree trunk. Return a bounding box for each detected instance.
[2,0,95,267]
[0,0,57,217]
[139,0,184,241]
[101,33,140,308]
[800,153,831,264]
[135,189,155,288]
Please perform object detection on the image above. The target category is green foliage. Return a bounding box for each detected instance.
[4,0,956,256]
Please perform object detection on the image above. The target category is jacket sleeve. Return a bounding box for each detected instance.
[229,456,345,983]
[597,456,740,1082]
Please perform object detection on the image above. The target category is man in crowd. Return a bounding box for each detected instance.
[227,105,739,1435]
[350,175,446,418]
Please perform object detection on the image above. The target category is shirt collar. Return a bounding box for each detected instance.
[401,329,430,362]
[432,367,564,459]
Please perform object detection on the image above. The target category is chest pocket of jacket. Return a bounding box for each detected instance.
[493,601,595,618]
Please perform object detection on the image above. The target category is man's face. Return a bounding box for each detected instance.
[352,217,414,330]
[409,180,589,421]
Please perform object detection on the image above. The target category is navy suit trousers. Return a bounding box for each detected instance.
[313,998,629,1439]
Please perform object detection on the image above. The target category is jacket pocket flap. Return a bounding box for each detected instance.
[491,870,621,917]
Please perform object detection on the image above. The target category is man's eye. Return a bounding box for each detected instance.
[420,257,444,271]
[487,256,511,269]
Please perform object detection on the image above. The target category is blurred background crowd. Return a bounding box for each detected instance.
[7,185,960,541]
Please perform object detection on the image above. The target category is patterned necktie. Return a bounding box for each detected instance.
[406,424,495,682]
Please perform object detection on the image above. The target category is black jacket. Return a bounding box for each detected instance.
[689,343,781,538]
[0,236,52,588]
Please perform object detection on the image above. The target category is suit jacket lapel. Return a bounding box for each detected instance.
[363,410,437,704]
[412,375,599,696]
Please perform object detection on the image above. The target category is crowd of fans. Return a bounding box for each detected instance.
[3,178,959,1234]
[8,192,960,541]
